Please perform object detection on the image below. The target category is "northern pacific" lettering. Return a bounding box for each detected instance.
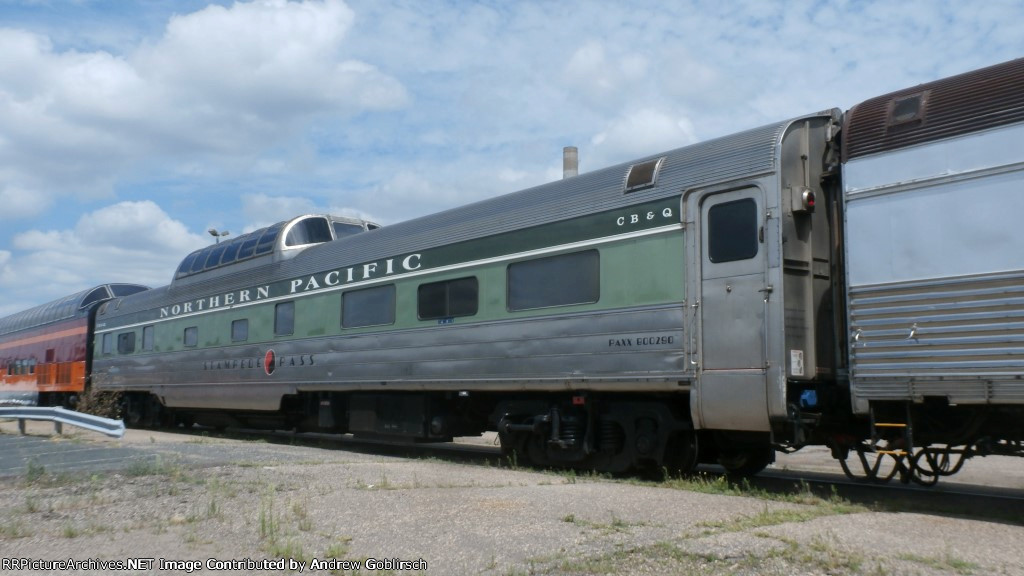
[289,254,421,293]
[160,286,271,318]
[158,253,422,319]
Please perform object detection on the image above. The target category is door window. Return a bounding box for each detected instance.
[707,198,758,263]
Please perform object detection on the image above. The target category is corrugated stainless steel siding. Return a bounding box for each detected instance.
[849,271,1024,404]
[94,305,688,409]
[110,117,807,315]
[843,58,1024,162]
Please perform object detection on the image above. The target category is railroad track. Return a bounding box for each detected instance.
[190,426,1024,523]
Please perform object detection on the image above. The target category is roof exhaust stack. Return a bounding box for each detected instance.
[562,146,578,179]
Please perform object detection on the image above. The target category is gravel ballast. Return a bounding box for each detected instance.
[2,421,1022,575]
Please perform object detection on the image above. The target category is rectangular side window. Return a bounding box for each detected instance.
[102,333,113,355]
[342,284,396,328]
[708,198,758,263]
[417,277,478,320]
[508,250,600,311]
[231,319,249,342]
[142,325,154,351]
[184,326,198,347]
[275,302,295,336]
[117,332,136,354]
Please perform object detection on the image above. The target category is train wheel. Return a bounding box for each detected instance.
[122,397,144,428]
[664,431,700,475]
[717,442,773,477]
[62,393,79,410]
[122,393,162,429]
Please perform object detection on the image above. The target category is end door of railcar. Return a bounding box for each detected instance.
[691,186,772,432]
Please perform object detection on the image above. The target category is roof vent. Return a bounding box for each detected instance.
[887,90,930,132]
[624,157,665,193]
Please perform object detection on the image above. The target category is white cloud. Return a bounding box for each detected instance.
[564,41,649,107]
[2,0,1023,316]
[498,168,530,184]
[136,0,407,127]
[0,0,408,216]
[240,193,321,231]
[1,201,207,312]
[589,108,700,166]
[0,184,50,220]
[240,193,380,231]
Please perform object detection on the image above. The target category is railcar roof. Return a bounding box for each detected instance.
[843,57,1024,162]
[0,284,149,336]
[284,114,822,279]
[106,112,834,316]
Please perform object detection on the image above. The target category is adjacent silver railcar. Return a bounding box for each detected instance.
[835,59,1024,482]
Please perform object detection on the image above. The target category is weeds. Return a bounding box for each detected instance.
[293,499,313,532]
[0,520,32,539]
[698,504,851,535]
[124,455,191,484]
[259,494,278,541]
[897,551,979,575]
[323,537,352,559]
[559,511,646,534]
[24,458,46,484]
[75,389,122,419]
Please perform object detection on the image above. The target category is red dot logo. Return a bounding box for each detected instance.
[264,350,276,375]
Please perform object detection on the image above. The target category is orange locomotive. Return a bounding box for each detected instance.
[0,284,148,406]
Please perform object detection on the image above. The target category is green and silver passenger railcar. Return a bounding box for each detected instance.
[91,113,842,474]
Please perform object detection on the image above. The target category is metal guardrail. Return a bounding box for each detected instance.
[0,406,125,439]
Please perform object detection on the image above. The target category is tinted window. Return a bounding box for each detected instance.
[333,222,364,238]
[117,332,136,354]
[231,319,249,342]
[342,285,396,328]
[237,235,260,259]
[81,286,111,309]
[508,250,600,311]
[204,244,228,269]
[110,284,148,297]
[418,277,478,320]
[189,248,210,273]
[177,253,199,277]
[184,327,198,347]
[142,325,154,351]
[275,302,295,336]
[285,217,333,246]
[255,223,283,255]
[708,199,758,263]
[220,239,242,265]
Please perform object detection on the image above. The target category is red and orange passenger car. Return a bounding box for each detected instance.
[0,284,148,406]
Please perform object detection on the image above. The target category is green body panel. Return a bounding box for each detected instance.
[96,198,685,357]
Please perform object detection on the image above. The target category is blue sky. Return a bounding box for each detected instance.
[0,0,1021,316]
